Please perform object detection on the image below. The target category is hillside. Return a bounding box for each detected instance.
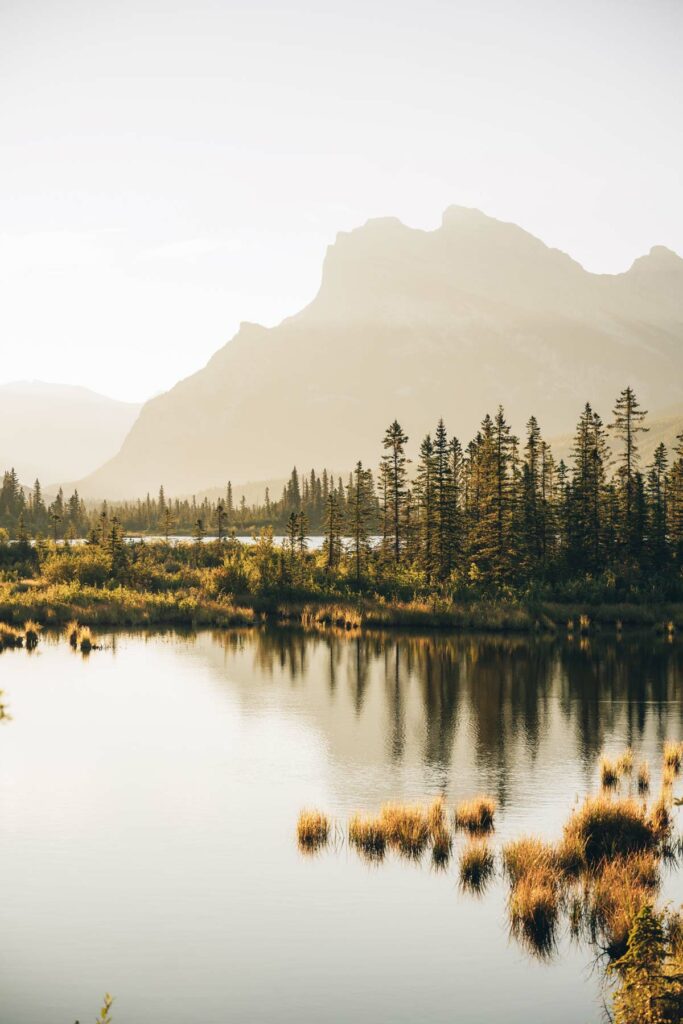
[0,382,141,487]
[77,207,683,499]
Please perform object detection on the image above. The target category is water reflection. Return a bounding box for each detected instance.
[208,628,683,812]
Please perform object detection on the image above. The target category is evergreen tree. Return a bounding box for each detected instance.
[608,387,649,556]
[381,420,409,563]
[347,461,374,583]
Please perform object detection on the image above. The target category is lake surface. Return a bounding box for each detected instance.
[1,629,682,1024]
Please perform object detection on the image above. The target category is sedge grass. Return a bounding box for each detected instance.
[459,838,495,893]
[454,796,496,834]
[348,813,387,861]
[636,761,650,793]
[296,809,330,853]
[380,803,430,857]
[563,795,655,865]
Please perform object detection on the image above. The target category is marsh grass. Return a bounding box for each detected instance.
[430,826,452,869]
[454,796,496,834]
[0,688,11,721]
[508,863,561,957]
[77,626,94,653]
[616,748,633,776]
[563,795,656,865]
[600,757,620,789]
[296,809,330,852]
[23,619,41,649]
[348,813,387,861]
[583,853,660,958]
[66,620,80,648]
[637,761,651,793]
[0,622,24,649]
[663,741,683,772]
[380,803,430,857]
[459,838,495,893]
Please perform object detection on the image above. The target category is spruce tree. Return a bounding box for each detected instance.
[381,420,409,564]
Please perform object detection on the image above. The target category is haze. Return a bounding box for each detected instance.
[1,0,682,403]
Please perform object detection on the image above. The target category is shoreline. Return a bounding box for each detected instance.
[0,582,680,635]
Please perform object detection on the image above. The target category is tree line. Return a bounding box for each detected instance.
[2,386,682,599]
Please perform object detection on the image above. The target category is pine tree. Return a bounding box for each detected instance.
[381,421,409,563]
[608,387,649,556]
[347,461,374,583]
[214,500,227,542]
[323,491,343,570]
[415,434,436,579]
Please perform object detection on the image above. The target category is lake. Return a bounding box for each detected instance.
[1,629,681,1023]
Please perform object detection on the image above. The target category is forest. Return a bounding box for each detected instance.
[1,386,682,611]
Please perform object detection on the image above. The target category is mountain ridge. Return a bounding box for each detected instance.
[75,206,683,499]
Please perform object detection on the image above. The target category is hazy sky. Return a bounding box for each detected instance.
[1,0,681,403]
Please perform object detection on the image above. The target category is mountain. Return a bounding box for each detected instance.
[0,382,141,487]
[77,207,683,499]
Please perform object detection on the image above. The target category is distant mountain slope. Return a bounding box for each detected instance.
[78,207,683,499]
[0,381,141,486]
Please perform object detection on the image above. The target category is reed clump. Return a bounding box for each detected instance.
[66,620,80,648]
[508,860,561,957]
[0,622,24,649]
[637,761,650,793]
[502,836,557,886]
[77,626,94,653]
[380,803,430,856]
[584,853,660,958]
[616,748,633,776]
[563,795,656,865]
[649,796,672,840]
[600,757,620,789]
[454,795,496,834]
[459,838,495,892]
[296,809,330,852]
[348,813,387,860]
[663,741,683,772]
[23,619,41,650]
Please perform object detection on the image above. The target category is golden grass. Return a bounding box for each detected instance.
[348,813,387,860]
[454,795,496,834]
[600,757,620,789]
[427,796,447,837]
[66,620,80,648]
[663,741,683,772]
[616,748,633,776]
[555,833,586,878]
[23,619,41,649]
[502,836,556,886]
[585,853,660,958]
[563,795,655,865]
[296,809,330,852]
[0,622,24,649]
[636,761,650,793]
[430,826,453,869]
[380,803,429,856]
[648,796,672,839]
[459,838,495,892]
[662,764,676,790]
[78,626,94,653]
[508,862,561,957]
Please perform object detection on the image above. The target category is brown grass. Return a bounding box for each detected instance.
[296,809,330,852]
[585,853,660,958]
[454,795,496,834]
[563,795,655,865]
[502,836,556,886]
[23,619,41,649]
[636,761,650,793]
[663,741,683,772]
[66,620,80,648]
[508,862,561,957]
[0,622,24,649]
[459,838,495,892]
[348,813,387,860]
[600,757,620,789]
[648,796,672,840]
[616,748,633,776]
[380,803,429,856]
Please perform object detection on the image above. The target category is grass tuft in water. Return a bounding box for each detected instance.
[459,838,495,893]
[454,796,496,834]
[296,809,330,853]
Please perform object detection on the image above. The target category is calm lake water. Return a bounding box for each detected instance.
[1,629,682,1024]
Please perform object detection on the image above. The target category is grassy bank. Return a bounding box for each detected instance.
[0,581,682,633]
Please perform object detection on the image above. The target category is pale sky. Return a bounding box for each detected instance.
[1,0,681,403]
